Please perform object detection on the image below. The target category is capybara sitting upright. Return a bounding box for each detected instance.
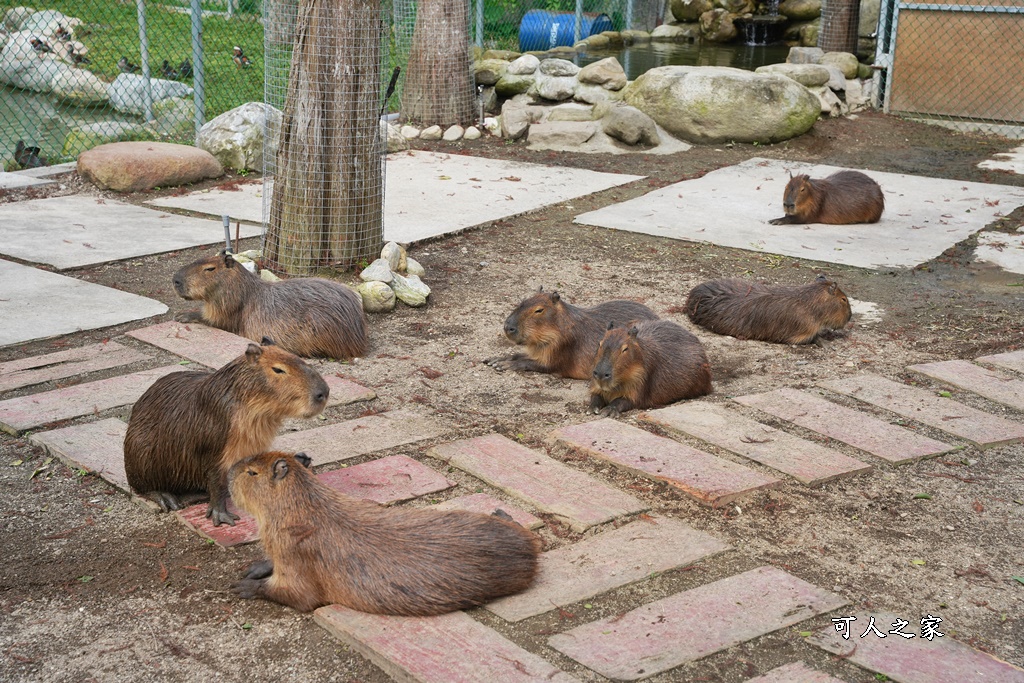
[484,288,659,379]
[228,451,541,615]
[590,319,712,416]
[685,275,852,345]
[769,170,884,225]
[124,339,329,526]
[173,250,368,360]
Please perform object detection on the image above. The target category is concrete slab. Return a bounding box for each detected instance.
[0,259,168,348]
[29,418,130,491]
[432,493,544,530]
[975,230,1024,276]
[11,162,78,179]
[0,196,261,270]
[574,157,1024,269]
[315,455,453,505]
[743,662,846,683]
[909,359,1024,411]
[274,410,444,466]
[0,342,149,393]
[146,151,645,244]
[0,171,52,189]
[979,144,1024,175]
[977,349,1024,374]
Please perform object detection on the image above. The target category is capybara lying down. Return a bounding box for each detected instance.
[124,339,329,526]
[769,170,884,225]
[173,250,368,359]
[685,275,852,345]
[485,288,658,380]
[590,319,712,416]
[228,451,541,614]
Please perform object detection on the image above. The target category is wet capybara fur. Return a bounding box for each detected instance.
[173,251,368,360]
[123,340,329,526]
[685,275,852,345]
[590,319,712,416]
[769,170,884,225]
[484,288,659,379]
[229,451,541,615]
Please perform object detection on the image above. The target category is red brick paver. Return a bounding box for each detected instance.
[315,605,580,683]
[822,374,1024,449]
[735,388,955,464]
[432,493,543,530]
[176,499,258,547]
[809,612,1024,683]
[486,516,729,622]
[977,349,1024,374]
[641,403,872,485]
[274,410,444,466]
[0,342,149,393]
[909,359,1024,411]
[743,661,846,683]
[548,565,847,681]
[429,434,647,532]
[29,418,130,490]
[0,365,183,434]
[549,419,780,507]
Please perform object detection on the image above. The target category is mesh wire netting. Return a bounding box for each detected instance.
[818,0,860,53]
[0,0,264,165]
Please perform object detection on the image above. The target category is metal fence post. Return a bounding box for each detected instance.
[136,0,154,123]
[574,0,583,43]
[191,0,206,141]
[475,0,484,48]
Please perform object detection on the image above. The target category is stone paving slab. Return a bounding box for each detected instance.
[147,150,644,244]
[974,230,1024,276]
[640,403,873,485]
[0,195,261,270]
[126,321,376,406]
[821,374,1024,449]
[744,661,847,683]
[9,162,78,179]
[735,388,955,464]
[548,418,781,507]
[574,157,1024,269]
[809,612,1024,683]
[979,144,1024,174]
[548,565,848,681]
[432,493,543,530]
[315,455,453,505]
[0,259,168,348]
[274,410,443,466]
[0,170,52,188]
[486,516,729,622]
[0,365,183,434]
[315,605,581,683]
[0,341,150,393]
[176,499,257,547]
[977,349,1024,374]
[909,359,1024,411]
[429,434,647,532]
[28,418,130,491]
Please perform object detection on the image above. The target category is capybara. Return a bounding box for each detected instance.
[124,339,329,526]
[769,170,884,225]
[484,288,659,379]
[685,275,852,345]
[228,451,541,615]
[173,250,368,360]
[590,319,712,416]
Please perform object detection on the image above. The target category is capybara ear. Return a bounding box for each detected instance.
[294,452,313,469]
[828,282,838,295]
[551,291,560,302]
[815,273,828,283]
[245,343,263,361]
[260,336,277,346]
[628,326,639,338]
[272,458,289,480]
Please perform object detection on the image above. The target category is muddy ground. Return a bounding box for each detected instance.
[1,111,1023,683]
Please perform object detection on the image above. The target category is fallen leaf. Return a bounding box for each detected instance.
[913,493,932,500]
[937,390,952,398]
[799,631,812,637]
[9,459,23,466]
[78,575,94,583]
[143,540,167,548]
[973,500,984,513]
[159,561,169,583]
[910,559,926,566]
[1012,576,1024,586]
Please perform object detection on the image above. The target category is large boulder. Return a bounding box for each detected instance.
[578,57,627,90]
[63,121,151,157]
[197,101,282,172]
[538,58,579,77]
[3,7,35,31]
[651,22,702,41]
[700,9,738,42]
[622,65,820,144]
[500,100,532,140]
[859,0,881,36]
[820,51,859,79]
[670,0,712,22]
[107,73,194,115]
[535,74,576,101]
[77,141,224,192]
[0,31,73,92]
[474,58,508,86]
[495,74,534,97]
[507,53,540,75]
[779,0,821,20]
[50,67,107,105]
[755,63,830,87]
[526,121,597,150]
[601,105,660,146]
[21,9,79,38]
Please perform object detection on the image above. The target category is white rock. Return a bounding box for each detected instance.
[442,124,464,141]
[259,269,281,282]
[360,257,394,283]
[463,126,481,140]
[400,124,421,139]
[381,241,406,271]
[197,102,282,172]
[381,120,409,152]
[107,73,194,115]
[405,256,425,277]
[50,67,107,105]
[483,116,501,136]
[507,53,540,75]
[392,272,430,307]
[356,281,396,313]
[419,125,442,140]
[845,78,868,111]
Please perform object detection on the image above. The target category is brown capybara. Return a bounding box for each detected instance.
[590,319,712,416]
[123,339,329,526]
[228,451,541,615]
[484,288,659,379]
[173,250,368,360]
[769,170,884,225]
[685,275,852,345]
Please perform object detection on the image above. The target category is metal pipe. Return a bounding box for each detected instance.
[136,0,153,123]
[574,0,583,43]
[475,0,483,48]
[190,0,206,141]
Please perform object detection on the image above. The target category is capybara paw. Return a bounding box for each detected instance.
[483,355,508,369]
[243,559,274,580]
[768,217,791,226]
[486,359,512,372]
[147,491,183,512]
[174,310,202,323]
[206,504,239,527]
[232,577,266,600]
[598,406,623,418]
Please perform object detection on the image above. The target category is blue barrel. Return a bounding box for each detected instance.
[518,10,614,52]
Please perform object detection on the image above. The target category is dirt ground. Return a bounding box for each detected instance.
[1,111,1023,683]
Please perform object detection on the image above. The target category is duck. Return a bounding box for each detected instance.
[232,46,251,68]
[159,59,178,80]
[29,37,52,54]
[117,56,139,73]
[54,25,72,42]
[14,141,47,169]
[178,57,193,79]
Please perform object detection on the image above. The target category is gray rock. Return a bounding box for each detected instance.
[197,102,282,172]
[808,85,845,116]
[405,256,425,277]
[474,58,508,86]
[779,0,821,20]
[151,97,195,138]
[3,7,34,31]
[495,74,534,98]
[76,141,223,193]
[400,124,421,139]
[581,34,611,49]
[845,78,869,111]
[651,22,702,41]
[821,51,859,79]
[859,0,881,37]
[360,257,394,283]
[50,66,107,105]
[356,281,396,313]
[21,9,76,37]
[501,100,531,140]
[700,9,737,42]
[538,58,579,77]
[755,63,830,88]
[716,0,754,14]
[482,49,520,61]
[480,85,498,113]
[420,125,442,140]
[527,121,597,150]
[620,29,651,44]
[107,73,194,115]
[464,126,482,140]
[574,83,624,105]
[62,121,149,157]
[0,31,69,92]
[381,241,406,271]
[483,116,501,136]
[507,53,540,75]
[787,46,824,64]
[799,20,820,46]
[443,125,464,141]
[392,273,430,307]
[623,65,820,144]
[548,102,594,122]
[670,0,712,22]
[601,105,660,146]
[383,121,409,152]
[823,64,846,90]
[535,74,576,101]
[578,57,627,90]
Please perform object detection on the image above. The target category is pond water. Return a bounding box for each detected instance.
[573,41,791,81]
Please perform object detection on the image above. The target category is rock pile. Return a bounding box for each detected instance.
[357,242,430,312]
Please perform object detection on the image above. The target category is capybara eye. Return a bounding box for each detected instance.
[203,266,216,272]
[620,345,629,353]
[534,308,543,314]
[272,366,286,374]
[248,469,257,476]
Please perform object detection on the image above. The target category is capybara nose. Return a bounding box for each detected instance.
[504,322,518,337]
[783,202,795,213]
[172,276,183,290]
[593,367,611,382]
